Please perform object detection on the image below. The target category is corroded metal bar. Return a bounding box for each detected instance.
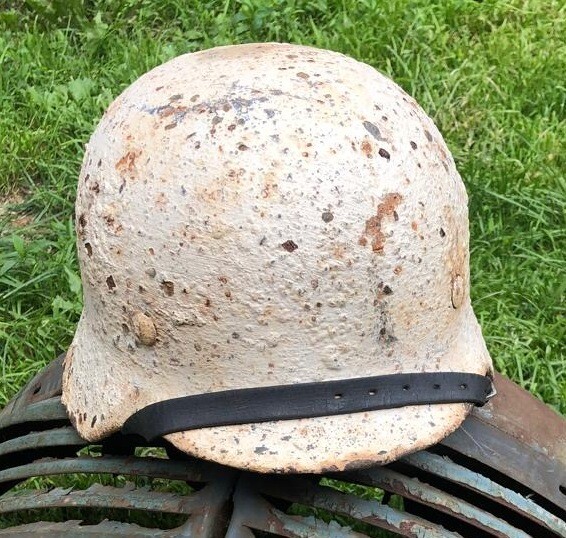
[0,356,65,431]
[177,477,238,537]
[344,465,529,538]
[226,476,369,538]
[0,483,196,515]
[442,372,566,513]
[0,398,68,432]
[404,451,566,536]
[266,510,372,538]
[0,456,217,485]
[0,519,178,536]
[442,418,566,515]
[0,427,85,458]
[252,475,463,537]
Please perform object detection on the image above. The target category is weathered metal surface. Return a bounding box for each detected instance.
[0,354,65,433]
[0,482,194,515]
[178,477,238,537]
[442,373,566,514]
[251,474,464,537]
[0,398,67,433]
[0,357,564,536]
[0,520,179,537]
[343,466,530,537]
[404,451,566,535]
[474,373,565,459]
[0,427,85,458]
[226,475,383,538]
[0,456,224,486]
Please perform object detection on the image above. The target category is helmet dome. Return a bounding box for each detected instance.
[63,43,492,473]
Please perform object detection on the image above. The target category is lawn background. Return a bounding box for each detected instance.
[0,0,564,414]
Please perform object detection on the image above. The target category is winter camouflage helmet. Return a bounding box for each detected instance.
[62,43,493,473]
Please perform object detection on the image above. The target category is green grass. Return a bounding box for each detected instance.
[0,0,564,532]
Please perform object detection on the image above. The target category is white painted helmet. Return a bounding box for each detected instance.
[62,43,493,473]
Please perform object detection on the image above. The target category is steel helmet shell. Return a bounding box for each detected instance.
[62,43,492,473]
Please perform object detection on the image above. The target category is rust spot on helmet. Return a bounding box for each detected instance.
[157,104,188,119]
[379,194,402,215]
[115,150,142,176]
[359,193,403,253]
[131,311,157,346]
[333,244,346,259]
[361,140,373,158]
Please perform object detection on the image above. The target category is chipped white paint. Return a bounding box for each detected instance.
[62,43,493,473]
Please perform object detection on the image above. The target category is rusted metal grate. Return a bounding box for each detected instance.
[0,355,564,537]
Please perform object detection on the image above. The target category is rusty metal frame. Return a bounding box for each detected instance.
[0,356,564,537]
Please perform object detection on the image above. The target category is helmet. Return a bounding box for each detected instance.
[62,42,493,473]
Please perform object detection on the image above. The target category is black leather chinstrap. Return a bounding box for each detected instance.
[122,372,494,441]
